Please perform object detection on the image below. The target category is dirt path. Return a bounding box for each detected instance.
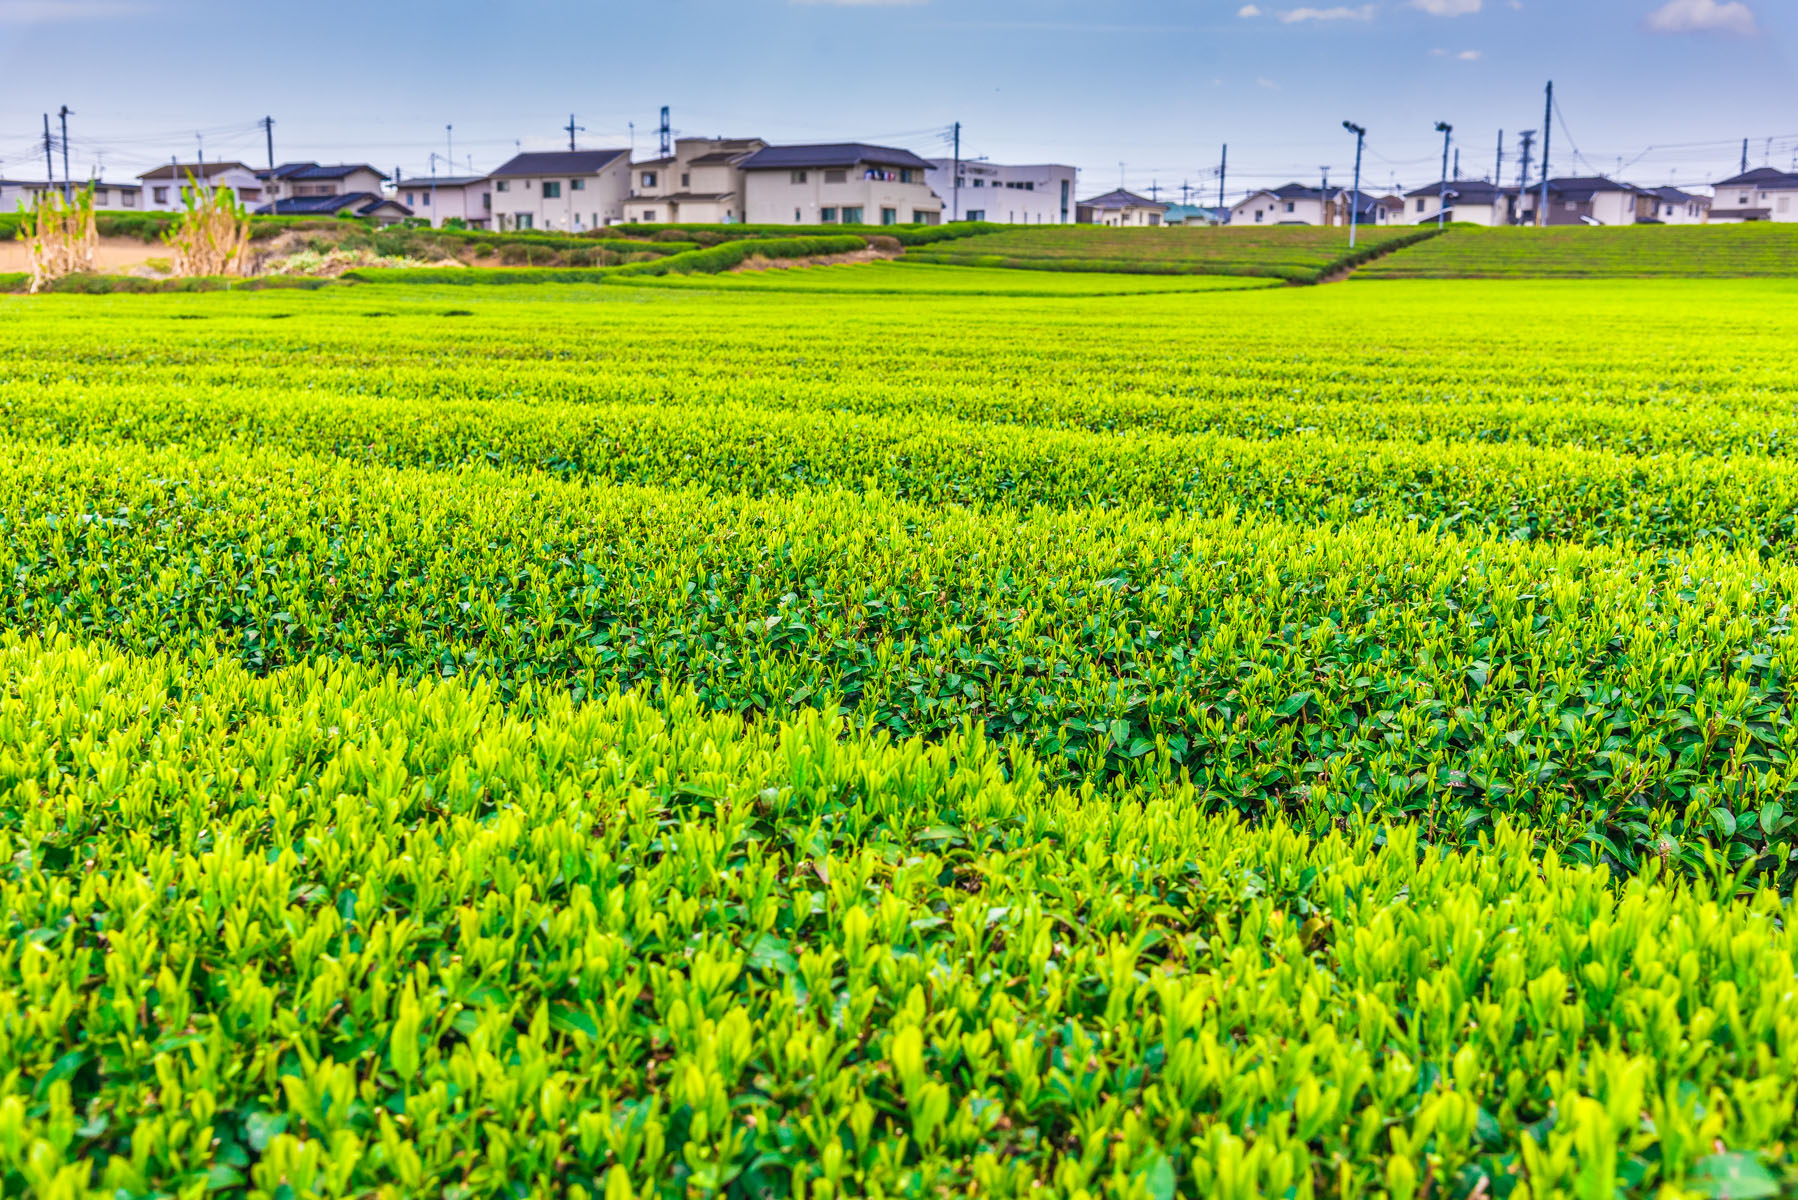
[0,236,163,274]
[728,247,901,273]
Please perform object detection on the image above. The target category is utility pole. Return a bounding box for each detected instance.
[1343,121,1366,249]
[261,116,275,171]
[1320,166,1330,225]
[1434,122,1453,229]
[1741,138,1749,174]
[659,106,672,158]
[447,125,454,175]
[42,114,54,194]
[1537,81,1553,228]
[58,106,72,198]
[566,114,580,152]
[1218,144,1227,209]
[1453,148,1460,180]
[952,121,960,221]
[1148,179,1160,202]
[1495,130,1503,184]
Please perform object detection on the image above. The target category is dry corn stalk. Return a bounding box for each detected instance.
[164,176,250,277]
[21,185,98,293]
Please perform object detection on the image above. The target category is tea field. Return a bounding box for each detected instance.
[1359,223,1798,279]
[4,276,1798,1198]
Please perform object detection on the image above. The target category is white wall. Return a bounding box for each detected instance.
[1,181,143,211]
[399,182,493,228]
[1713,183,1798,222]
[492,159,631,232]
[743,168,942,225]
[924,160,1076,223]
[139,166,263,211]
[1231,192,1326,225]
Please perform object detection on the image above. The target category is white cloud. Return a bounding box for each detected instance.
[0,0,149,19]
[1412,0,1481,12]
[1644,0,1757,34]
[1277,4,1377,22]
[1458,47,1482,57]
[1238,3,1263,14]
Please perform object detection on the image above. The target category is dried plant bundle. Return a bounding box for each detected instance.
[19,185,98,293]
[163,176,251,278]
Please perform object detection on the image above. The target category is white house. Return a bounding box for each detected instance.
[396,175,492,228]
[1230,184,1331,226]
[137,161,264,210]
[259,163,389,204]
[1515,177,1651,226]
[739,144,942,226]
[923,159,1077,224]
[1645,186,1710,225]
[627,138,765,224]
[1404,180,1516,226]
[1709,168,1798,223]
[0,179,143,211]
[488,149,631,232]
[1077,189,1167,227]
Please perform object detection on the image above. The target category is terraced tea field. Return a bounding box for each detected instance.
[1361,222,1798,278]
[4,275,1798,1198]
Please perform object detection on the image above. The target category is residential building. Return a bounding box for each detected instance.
[1077,189,1168,227]
[627,138,765,224]
[488,149,631,232]
[137,161,263,210]
[1338,191,1405,228]
[259,163,389,203]
[1515,177,1652,226]
[1229,184,1332,226]
[396,176,493,228]
[923,159,1078,224]
[1645,186,1711,225]
[254,193,413,225]
[1709,168,1798,222]
[739,143,942,226]
[0,179,143,210]
[1404,180,1517,226]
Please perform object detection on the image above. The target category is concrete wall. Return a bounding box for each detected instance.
[924,161,1077,223]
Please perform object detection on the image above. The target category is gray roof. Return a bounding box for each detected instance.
[138,161,254,181]
[1078,188,1166,210]
[1407,180,1514,200]
[1649,186,1707,204]
[490,150,627,178]
[396,176,489,189]
[261,162,387,181]
[1716,167,1798,189]
[739,143,933,171]
[254,192,412,217]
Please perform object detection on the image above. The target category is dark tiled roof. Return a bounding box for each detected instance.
[687,150,757,165]
[1407,180,1514,199]
[739,143,933,171]
[491,150,627,178]
[138,161,254,181]
[1544,176,1643,195]
[1649,186,1707,204]
[254,193,411,217]
[395,176,489,189]
[260,162,388,181]
[1078,188,1166,210]
[1715,167,1798,189]
[1270,183,1328,201]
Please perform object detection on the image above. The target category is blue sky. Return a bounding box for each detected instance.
[0,0,1791,198]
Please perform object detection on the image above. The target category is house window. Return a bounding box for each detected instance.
[405,192,415,205]
[966,209,985,221]
[794,208,802,221]
[824,170,846,184]
[973,178,984,187]
[483,195,491,211]
[680,173,690,187]
[420,193,430,206]
[1783,197,1793,213]
[121,191,136,208]
[153,187,168,203]
[641,172,657,188]
[572,179,585,191]
[899,169,915,183]
[881,207,897,225]
[496,180,510,192]
[1417,198,1427,212]
[1739,195,1749,204]
[790,170,808,184]
[1285,202,1295,213]
[94,190,110,203]
[1255,209,1264,223]
[516,213,534,229]
[543,182,562,198]
[642,209,656,221]
[821,207,837,222]
[842,206,863,223]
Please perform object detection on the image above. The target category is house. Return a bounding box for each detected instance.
[396,176,493,229]
[1338,190,1405,228]
[259,163,389,204]
[1645,186,1710,225]
[1515,177,1652,226]
[739,143,943,226]
[1709,168,1798,222]
[254,193,413,225]
[0,179,143,211]
[1077,189,1168,227]
[488,149,631,232]
[137,161,263,210]
[1404,180,1516,226]
[627,138,766,224]
[1229,184,1331,226]
[923,159,1078,224]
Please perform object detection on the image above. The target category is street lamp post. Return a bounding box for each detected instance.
[1343,121,1366,249]
[1435,121,1453,229]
